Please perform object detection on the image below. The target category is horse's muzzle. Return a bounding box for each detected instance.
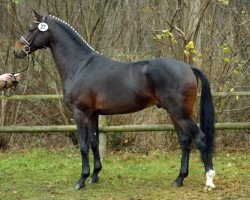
[13,48,27,59]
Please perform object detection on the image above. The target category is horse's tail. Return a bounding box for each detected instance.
[191,67,215,156]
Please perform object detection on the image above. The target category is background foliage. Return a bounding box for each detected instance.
[0,0,249,151]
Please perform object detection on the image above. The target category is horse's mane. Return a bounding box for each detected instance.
[49,15,99,54]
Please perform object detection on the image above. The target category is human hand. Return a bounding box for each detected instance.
[0,73,14,81]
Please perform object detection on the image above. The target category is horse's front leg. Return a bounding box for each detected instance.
[74,110,90,190]
[89,114,102,184]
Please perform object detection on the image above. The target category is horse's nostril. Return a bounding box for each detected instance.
[13,49,16,55]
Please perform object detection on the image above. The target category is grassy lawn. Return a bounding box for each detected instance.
[0,148,249,200]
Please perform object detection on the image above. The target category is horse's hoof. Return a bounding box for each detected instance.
[173,180,183,187]
[74,182,86,190]
[89,176,99,184]
[204,184,216,192]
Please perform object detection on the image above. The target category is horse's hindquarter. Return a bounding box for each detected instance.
[148,58,198,116]
[148,58,198,92]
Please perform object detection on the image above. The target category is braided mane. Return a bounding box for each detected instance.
[49,15,99,54]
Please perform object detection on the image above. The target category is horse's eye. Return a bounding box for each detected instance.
[28,28,33,33]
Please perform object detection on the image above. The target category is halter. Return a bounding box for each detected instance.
[20,17,47,55]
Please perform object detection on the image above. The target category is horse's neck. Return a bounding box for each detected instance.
[49,23,94,82]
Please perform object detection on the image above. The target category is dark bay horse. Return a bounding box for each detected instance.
[14,11,215,190]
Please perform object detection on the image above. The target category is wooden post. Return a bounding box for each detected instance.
[1,91,6,126]
[99,115,107,159]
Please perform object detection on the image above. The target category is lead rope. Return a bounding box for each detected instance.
[3,54,35,97]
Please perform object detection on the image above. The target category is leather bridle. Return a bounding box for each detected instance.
[20,17,48,55]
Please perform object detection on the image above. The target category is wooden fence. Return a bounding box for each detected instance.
[0,92,249,157]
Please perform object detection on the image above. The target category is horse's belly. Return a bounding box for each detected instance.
[96,96,157,115]
[97,105,148,115]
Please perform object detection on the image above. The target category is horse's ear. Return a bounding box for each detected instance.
[32,10,42,21]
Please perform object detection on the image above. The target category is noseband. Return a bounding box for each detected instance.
[20,35,33,55]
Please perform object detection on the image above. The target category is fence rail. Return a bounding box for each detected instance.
[0,91,250,100]
[0,122,250,133]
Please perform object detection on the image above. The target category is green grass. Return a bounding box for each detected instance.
[0,148,249,200]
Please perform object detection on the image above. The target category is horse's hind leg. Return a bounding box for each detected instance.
[175,118,215,190]
[89,114,102,184]
[160,92,214,189]
[171,118,191,187]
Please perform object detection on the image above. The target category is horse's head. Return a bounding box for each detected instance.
[14,10,50,58]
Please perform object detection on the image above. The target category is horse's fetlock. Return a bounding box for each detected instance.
[82,172,90,178]
[94,165,102,173]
